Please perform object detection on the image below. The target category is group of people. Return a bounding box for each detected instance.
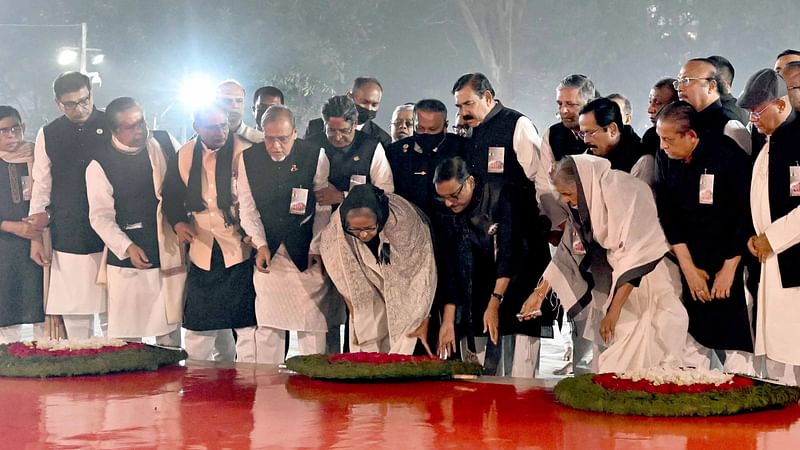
[1,48,799,385]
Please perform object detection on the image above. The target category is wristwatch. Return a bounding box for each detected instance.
[491,292,504,303]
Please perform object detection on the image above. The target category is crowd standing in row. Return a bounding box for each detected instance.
[1,49,799,385]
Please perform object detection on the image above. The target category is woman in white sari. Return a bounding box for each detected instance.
[520,155,688,372]
[320,184,436,355]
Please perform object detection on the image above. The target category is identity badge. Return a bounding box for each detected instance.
[790,166,800,197]
[699,173,714,205]
[349,174,367,190]
[290,188,309,215]
[488,147,505,173]
[572,230,586,255]
[21,175,32,201]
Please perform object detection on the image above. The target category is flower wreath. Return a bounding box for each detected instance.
[0,339,187,378]
[285,352,483,381]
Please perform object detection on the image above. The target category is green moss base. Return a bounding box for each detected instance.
[285,354,483,381]
[554,374,800,416]
[0,344,187,378]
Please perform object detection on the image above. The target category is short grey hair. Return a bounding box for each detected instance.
[557,74,598,103]
[260,104,295,129]
[391,103,414,120]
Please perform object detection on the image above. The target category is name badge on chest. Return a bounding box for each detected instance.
[290,188,309,215]
[572,229,586,255]
[21,175,32,201]
[699,172,714,205]
[488,147,505,173]
[790,165,800,197]
[349,174,367,191]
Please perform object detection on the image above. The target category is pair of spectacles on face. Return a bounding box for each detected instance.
[0,124,23,137]
[578,127,607,140]
[749,100,776,121]
[345,224,378,236]
[264,135,292,145]
[59,94,92,110]
[392,119,414,128]
[325,125,355,137]
[672,77,713,89]
[436,180,467,203]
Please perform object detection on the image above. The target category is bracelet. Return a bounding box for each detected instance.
[491,292,504,303]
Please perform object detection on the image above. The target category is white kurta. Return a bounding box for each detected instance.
[47,251,106,314]
[751,144,800,365]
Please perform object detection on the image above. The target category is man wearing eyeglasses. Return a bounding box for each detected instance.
[216,80,263,145]
[389,103,414,142]
[85,97,183,346]
[738,68,800,386]
[161,103,258,362]
[27,71,110,339]
[781,62,800,112]
[237,105,334,363]
[0,106,46,343]
[675,58,751,155]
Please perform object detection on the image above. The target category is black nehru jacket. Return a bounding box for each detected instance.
[547,121,588,162]
[42,108,108,254]
[92,144,160,269]
[641,126,661,157]
[243,138,320,271]
[696,100,746,150]
[386,133,466,218]
[312,130,379,194]
[304,118,392,150]
[720,93,750,126]
[589,125,645,173]
[762,112,800,288]
[462,101,532,190]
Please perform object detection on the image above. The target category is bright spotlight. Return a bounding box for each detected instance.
[91,54,105,65]
[57,49,78,66]
[180,76,217,110]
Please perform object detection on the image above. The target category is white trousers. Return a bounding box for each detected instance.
[184,327,257,362]
[460,335,541,378]
[62,313,108,339]
[0,323,45,344]
[684,334,756,375]
[254,326,326,364]
[763,358,800,386]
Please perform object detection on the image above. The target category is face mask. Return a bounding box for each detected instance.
[356,105,377,124]
[416,133,445,152]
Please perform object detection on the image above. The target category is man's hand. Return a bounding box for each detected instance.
[1,220,42,240]
[127,244,153,269]
[174,222,197,244]
[681,263,711,302]
[30,237,50,266]
[751,233,773,263]
[711,257,740,299]
[314,185,344,206]
[26,212,49,230]
[406,317,433,357]
[255,245,272,273]
[483,298,500,345]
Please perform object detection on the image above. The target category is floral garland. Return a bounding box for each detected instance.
[592,366,755,394]
[0,340,187,378]
[286,353,483,381]
[555,373,800,416]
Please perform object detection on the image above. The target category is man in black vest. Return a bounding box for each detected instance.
[707,55,750,125]
[86,97,183,345]
[238,105,334,363]
[579,98,653,185]
[676,58,751,154]
[738,69,800,385]
[304,77,392,149]
[540,74,597,168]
[642,78,679,156]
[28,71,109,339]
[386,99,465,219]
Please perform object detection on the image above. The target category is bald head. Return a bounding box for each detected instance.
[677,59,720,111]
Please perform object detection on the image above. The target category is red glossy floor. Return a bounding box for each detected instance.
[1,362,799,449]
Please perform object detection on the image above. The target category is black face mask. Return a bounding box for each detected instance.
[356,105,377,124]
[416,132,446,152]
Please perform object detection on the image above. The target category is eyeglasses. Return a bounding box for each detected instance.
[749,101,775,121]
[325,125,355,137]
[0,124,23,137]
[59,94,92,110]
[392,120,414,128]
[673,77,713,89]
[117,119,147,132]
[436,180,467,202]
[264,135,293,145]
[578,127,607,140]
[345,224,378,236]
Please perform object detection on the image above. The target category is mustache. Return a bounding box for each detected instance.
[462,114,475,121]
